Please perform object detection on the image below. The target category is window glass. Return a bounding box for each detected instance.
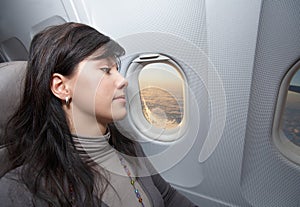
[281,69,300,146]
[138,62,184,129]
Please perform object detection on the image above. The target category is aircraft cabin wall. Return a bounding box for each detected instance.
[1,0,300,206]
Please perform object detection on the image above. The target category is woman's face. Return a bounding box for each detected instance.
[67,54,128,135]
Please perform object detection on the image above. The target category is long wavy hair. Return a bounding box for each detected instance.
[3,22,137,206]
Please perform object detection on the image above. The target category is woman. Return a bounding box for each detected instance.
[0,22,197,207]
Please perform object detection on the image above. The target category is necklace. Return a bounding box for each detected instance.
[118,154,145,207]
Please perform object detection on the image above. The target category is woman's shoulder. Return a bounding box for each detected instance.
[0,166,35,207]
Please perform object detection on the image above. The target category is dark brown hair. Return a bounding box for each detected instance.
[3,22,136,206]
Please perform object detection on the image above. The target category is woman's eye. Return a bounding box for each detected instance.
[100,67,111,74]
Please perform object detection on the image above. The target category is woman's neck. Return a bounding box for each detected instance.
[70,124,107,137]
[68,116,108,137]
[63,102,109,137]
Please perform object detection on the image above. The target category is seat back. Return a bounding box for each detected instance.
[30,15,66,39]
[0,61,26,177]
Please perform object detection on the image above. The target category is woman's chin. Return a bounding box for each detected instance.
[112,110,127,121]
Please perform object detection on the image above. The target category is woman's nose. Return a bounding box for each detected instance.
[116,73,128,89]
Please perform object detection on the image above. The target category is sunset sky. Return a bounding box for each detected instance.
[138,62,184,96]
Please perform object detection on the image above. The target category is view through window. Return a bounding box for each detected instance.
[281,69,300,146]
[138,62,184,129]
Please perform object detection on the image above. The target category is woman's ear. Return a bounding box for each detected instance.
[50,73,71,102]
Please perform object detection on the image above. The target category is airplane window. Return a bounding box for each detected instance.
[125,54,188,141]
[281,69,300,147]
[138,62,184,129]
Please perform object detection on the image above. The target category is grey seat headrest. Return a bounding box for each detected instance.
[0,37,28,62]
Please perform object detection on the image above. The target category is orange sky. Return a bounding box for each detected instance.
[138,62,184,95]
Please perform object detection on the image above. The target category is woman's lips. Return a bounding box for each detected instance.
[113,95,126,102]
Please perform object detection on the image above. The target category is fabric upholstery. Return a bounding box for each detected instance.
[0,61,26,177]
[0,61,26,140]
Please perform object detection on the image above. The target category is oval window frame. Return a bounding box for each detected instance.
[273,60,300,164]
[125,53,189,142]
